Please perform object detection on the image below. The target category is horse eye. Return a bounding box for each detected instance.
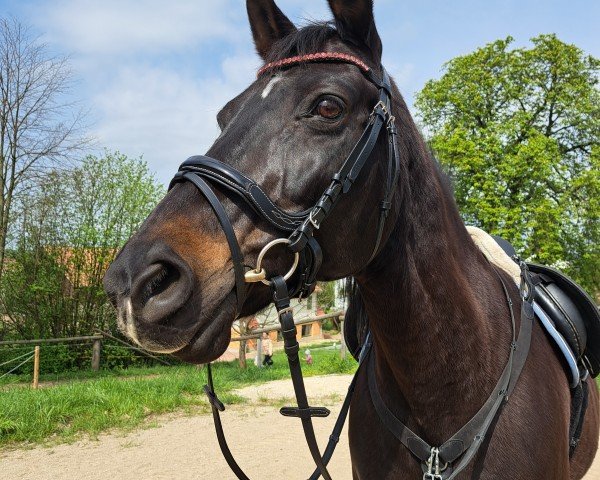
[313,97,343,119]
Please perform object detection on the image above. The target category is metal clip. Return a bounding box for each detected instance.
[423,448,446,480]
[244,268,266,283]
[519,260,534,302]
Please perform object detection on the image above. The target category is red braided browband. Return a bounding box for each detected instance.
[257,52,371,78]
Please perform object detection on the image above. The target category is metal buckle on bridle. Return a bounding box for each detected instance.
[519,260,534,302]
[423,448,447,480]
[277,306,294,319]
[369,100,389,124]
[244,238,300,286]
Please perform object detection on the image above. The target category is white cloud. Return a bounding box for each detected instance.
[32,0,243,55]
[23,0,419,184]
[92,53,259,184]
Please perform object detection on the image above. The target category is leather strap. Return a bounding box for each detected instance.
[204,363,250,480]
[368,71,400,264]
[271,276,332,480]
[287,70,395,259]
[201,276,372,480]
[179,173,246,313]
[173,158,307,232]
[366,264,534,478]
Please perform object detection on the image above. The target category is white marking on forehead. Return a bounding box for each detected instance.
[261,75,282,99]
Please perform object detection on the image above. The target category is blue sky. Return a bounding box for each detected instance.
[1,0,598,184]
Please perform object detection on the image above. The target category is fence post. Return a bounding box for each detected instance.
[92,339,101,371]
[32,346,40,389]
[256,337,263,368]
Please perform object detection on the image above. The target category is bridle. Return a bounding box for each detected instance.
[168,52,397,480]
[168,52,534,480]
[170,52,399,312]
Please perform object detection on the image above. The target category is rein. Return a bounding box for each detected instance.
[169,52,534,479]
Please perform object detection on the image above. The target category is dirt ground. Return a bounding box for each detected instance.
[1,374,599,480]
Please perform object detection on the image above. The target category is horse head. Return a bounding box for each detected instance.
[103,0,406,363]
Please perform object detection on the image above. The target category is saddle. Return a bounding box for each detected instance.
[492,235,600,381]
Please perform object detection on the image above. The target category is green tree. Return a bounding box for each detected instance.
[415,35,600,295]
[317,281,336,313]
[0,151,164,340]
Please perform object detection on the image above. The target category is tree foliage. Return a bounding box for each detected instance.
[317,281,336,313]
[0,151,164,339]
[415,35,600,294]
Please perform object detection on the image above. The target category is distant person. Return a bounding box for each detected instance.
[305,349,313,365]
[262,333,273,366]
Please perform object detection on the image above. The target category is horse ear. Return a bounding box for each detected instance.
[327,0,382,61]
[246,0,297,60]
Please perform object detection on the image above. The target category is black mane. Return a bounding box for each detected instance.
[266,22,338,63]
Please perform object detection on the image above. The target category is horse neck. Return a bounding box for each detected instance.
[356,136,512,443]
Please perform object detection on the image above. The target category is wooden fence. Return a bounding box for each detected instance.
[0,331,172,387]
[0,311,346,385]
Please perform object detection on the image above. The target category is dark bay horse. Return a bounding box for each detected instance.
[103,0,599,477]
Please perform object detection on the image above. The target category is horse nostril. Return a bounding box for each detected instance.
[130,259,193,323]
[140,263,181,307]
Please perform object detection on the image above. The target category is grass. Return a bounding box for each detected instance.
[0,345,356,448]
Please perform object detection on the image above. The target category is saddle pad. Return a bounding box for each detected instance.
[467,227,583,384]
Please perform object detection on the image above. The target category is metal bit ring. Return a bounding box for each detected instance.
[244,238,299,286]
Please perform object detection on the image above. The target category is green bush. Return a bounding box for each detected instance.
[0,342,177,381]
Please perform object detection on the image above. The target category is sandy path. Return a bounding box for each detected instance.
[1,374,599,479]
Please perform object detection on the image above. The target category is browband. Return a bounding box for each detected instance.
[257,52,371,77]
[257,51,391,97]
